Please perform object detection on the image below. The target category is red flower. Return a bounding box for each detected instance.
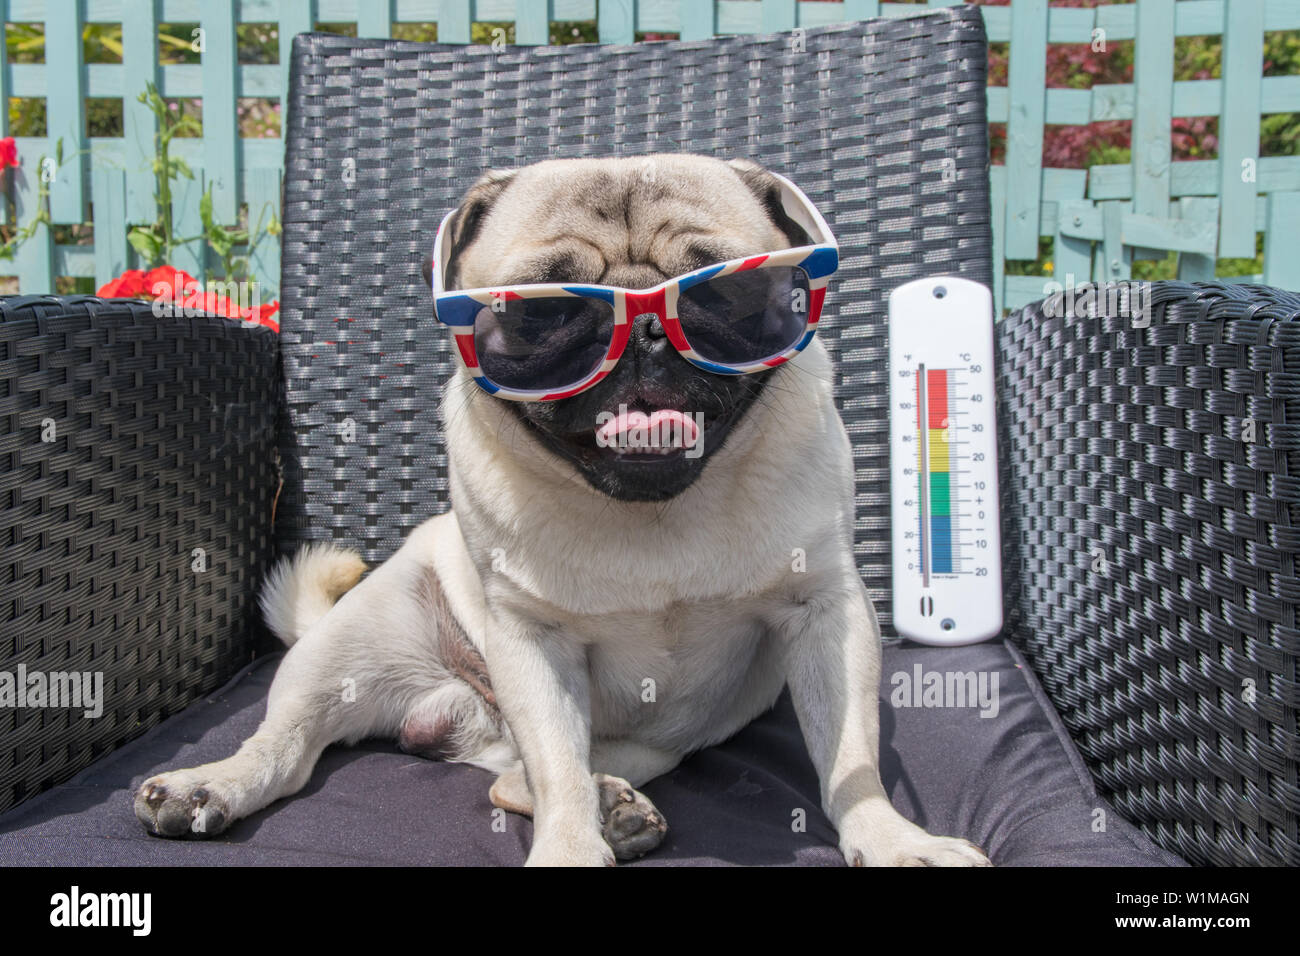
[96,269,149,298]
[144,266,200,298]
[0,137,18,171]
[96,265,280,332]
[247,302,280,332]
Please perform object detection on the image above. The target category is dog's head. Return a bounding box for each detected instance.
[436,154,815,502]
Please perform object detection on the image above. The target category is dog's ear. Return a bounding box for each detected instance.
[438,168,518,289]
[725,158,814,249]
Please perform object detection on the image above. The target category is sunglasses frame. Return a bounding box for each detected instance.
[431,170,839,401]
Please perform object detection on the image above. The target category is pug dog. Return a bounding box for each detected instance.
[134,154,990,867]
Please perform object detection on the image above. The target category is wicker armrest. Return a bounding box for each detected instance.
[0,295,281,815]
[995,280,1299,865]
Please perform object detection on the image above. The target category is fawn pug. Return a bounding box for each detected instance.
[135,154,990,867]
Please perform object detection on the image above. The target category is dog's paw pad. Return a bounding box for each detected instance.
[134,773,231,839]
[850,834,991,868]
[595,775,668,861]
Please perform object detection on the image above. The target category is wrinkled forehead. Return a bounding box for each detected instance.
[457,159,787,286]
[494,159,775,233]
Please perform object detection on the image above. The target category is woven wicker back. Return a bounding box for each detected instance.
[996,281,1300,866]
[0,297,280,814]
[277,6,992,635]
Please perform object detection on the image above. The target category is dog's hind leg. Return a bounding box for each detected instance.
[133,608,414,838]
[134,543,452,839]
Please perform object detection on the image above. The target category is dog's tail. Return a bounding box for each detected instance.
[260,543,368,647]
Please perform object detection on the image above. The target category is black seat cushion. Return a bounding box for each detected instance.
[0,640,1184,866]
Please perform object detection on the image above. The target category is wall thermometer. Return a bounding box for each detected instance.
[888,276,1002,646]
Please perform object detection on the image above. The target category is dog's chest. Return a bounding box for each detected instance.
[580,600,786,749]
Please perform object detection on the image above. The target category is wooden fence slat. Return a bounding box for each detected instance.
[598,0,635,44]
[1121,210,1218,256]
[978,3,1009,42]
[357,0,393,39]
[679,0,713,40]
[280,0,317,104]
[989,163,1006,317]
[122,0,160,225]
[1266,0,1300,30]
[170,167,205,280]
[1175,196,1219,280]
[851,75,1300,129]
[91,166,128,287]
[1003,0,1047,260]
[245,166,281,298]
[760,0,796,33]
[1263,191,1300,288]
[1093,200,1131,282]
[842,1,881,21]
[13,166,53,291]
[514,0,549,45]
[1054,199,1096,285]
[1090,155,1300,200]
[550,0,596,21]
[1130,0,1174,261]
[1003,275,1055,312]
[438,0,471,44]
[1218,0,1265,259]
[45,0,87,222]
[52,243,92,276]
[202,4,240,224]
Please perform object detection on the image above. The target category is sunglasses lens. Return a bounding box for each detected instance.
[677,266,812,366]
[473,296,615,392]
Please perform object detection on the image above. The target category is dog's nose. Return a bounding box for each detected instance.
[634,312,667,339]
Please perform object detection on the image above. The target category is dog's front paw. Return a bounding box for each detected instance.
[845,831,991,867]
[526,827,616,867]
[134,771,233,839]
[839,809,991,867]
[596,773,668,861]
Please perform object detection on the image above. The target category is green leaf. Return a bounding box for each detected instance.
[207,229,235,259]
[199,187,214,229]
[127,227,163,265]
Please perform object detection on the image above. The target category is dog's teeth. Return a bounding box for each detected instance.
[611,444,676,455]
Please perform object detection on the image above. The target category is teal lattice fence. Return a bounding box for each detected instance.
[2,0,1298,310]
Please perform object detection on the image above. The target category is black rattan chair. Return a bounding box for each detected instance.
[1,6,1295,866]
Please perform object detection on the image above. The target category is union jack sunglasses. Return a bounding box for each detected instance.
[431,171,838,401]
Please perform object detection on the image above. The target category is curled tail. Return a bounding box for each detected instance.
[259,542,368,646]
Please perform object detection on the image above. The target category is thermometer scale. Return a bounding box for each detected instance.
[888,276,1003,645]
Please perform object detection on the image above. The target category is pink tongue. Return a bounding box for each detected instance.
[597,408,698,448]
